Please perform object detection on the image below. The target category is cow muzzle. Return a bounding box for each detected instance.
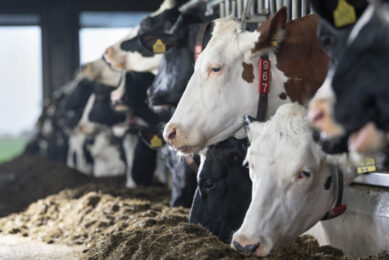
[232,235,266,256]
[163,123,203,153]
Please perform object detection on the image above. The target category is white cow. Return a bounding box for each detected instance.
[163,8,328,154]
[103,0,180,73]
[67,130,93,175]
[230,103,381,256]
[88,131,126,178]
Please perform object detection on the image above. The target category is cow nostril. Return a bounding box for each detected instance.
[233,240,259,254]
[163,127,177,144]
[168,128,176,140]
[244,243,259,253]
[233,241,245,252]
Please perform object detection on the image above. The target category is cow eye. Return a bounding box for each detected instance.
[209,64,222,75]
[297,169,311,180]
[320,35,336,51]
[205,180,216,191]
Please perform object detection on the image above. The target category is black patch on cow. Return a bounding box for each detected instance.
[88,82,126,126]
[148,13,213,106]
[83,137,95,165]
[324,175,333,190]
[189,138,251,243]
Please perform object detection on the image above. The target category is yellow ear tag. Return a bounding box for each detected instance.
[271,34,278,47]
[150,135,163,148]
[357,157,376,174]
[333,0,357,28]
[153,39,166,54]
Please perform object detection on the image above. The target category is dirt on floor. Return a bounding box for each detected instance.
[0,155,388,260]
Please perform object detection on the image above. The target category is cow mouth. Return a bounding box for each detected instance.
[175,145,200,154]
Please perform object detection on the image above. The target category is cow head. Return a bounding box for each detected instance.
[189,137,251,243]
[163,8,326,153]
[146,13,210,107]
[232,103,344,256]
[88,131,126,177]
[103,0,185,72]
[308,0,389,153]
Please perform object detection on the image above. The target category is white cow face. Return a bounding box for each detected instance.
[89,131,126,177]
[232,104,338,256]
[104,26,163,73]
[78,58,121,86]
[164,8,289,154]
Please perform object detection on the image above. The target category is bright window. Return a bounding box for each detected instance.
[79,11,149,64]
[0,26,42,161]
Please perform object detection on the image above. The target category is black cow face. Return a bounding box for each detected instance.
[147,14,213,106]
[330,4,389,133]
[189,138,251,243]
[63,79,94,129]
[313,0,389,145]
[120,1,183,56]
[88,83,126,126]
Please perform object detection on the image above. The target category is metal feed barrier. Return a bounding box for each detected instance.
[180,0,389,188]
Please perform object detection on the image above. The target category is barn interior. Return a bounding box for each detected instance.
[0,0,388,259]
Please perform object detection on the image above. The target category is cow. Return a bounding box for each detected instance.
[231,103,356,256]
[88,130,127,177]
[77,58,124,135]
[308,0,389,154]
[144,12,213,106]
[67,130,94,175]
[189,137,251,243]
[103,0,188,73]
[163,7,329,154]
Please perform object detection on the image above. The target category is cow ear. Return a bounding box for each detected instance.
[140,33,178,54]
[243,115,264,143]
[253,7,287,52]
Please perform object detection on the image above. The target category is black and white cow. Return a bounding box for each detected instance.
[104,0,189,72]
[309,0,389,154]
[189,138,251,243]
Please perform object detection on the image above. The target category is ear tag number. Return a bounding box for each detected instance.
[357,157,376,174]
[150,135,163,148]
[153,39,166,54]
[270,34,278,47]
[333,0,357,28]
[259,58,271,94]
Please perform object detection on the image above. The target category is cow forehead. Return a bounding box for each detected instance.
[121,26,140,41]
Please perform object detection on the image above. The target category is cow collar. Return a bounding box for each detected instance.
[321,166,347,221]
[256,54,271,121]
[194,21,211,61]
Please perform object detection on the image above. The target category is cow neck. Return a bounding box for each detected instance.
[256,54,271,121]
[321,167,347,221]
[194,21,211,61]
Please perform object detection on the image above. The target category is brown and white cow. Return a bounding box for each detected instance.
[163,7,329,154]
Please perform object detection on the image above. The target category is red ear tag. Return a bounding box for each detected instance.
[259,58,271,94]
[194,45,203,61]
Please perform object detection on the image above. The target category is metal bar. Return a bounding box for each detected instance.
[241,0,253,29]
[237,0,243,18]
[269,0,276,15]
[220,1,226,17]
[292,0,300,19]
[276,0,283,10]
[231,0,237,16]
[257,0,264,13]
[353,173,389,188]
[225,0,230,16]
